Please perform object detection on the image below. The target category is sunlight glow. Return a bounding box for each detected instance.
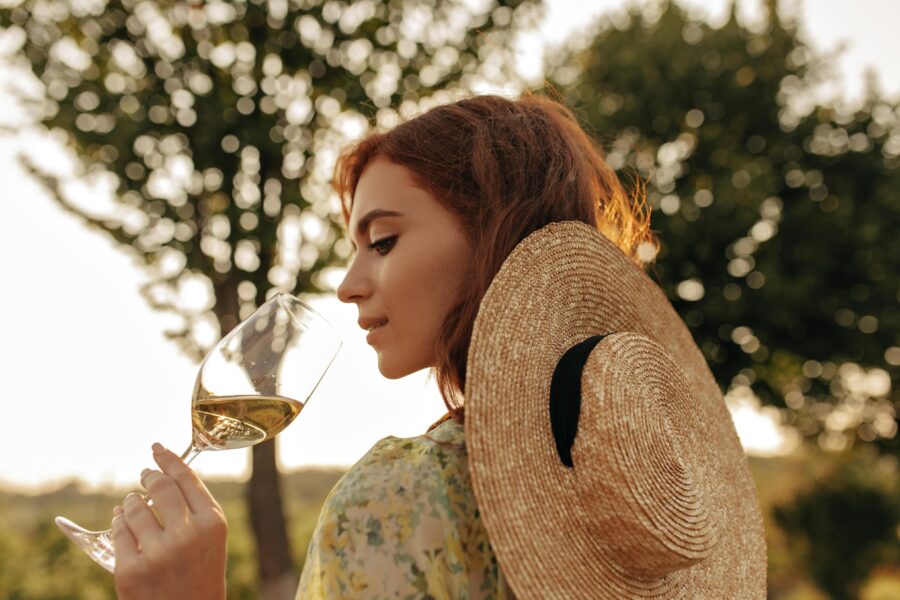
[726,386,802,457]
[2,0,899,491]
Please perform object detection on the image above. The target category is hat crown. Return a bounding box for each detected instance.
[570,333,720,579]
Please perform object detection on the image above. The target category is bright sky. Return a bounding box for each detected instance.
[1,0,897,492]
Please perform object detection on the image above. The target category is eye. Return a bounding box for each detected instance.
[366,235,397,256]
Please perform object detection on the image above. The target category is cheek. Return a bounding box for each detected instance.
[413,254,471,340]
[394,261,449,327]
[387,250,461,336]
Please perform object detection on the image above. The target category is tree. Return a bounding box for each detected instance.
[772,446,900,599]
[0,0,541,596]
[544,0,899,455]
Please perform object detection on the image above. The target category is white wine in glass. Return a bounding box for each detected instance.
[191,394,303,450]
[54,292,342,573]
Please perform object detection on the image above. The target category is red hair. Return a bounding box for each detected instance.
[332,92,658,423]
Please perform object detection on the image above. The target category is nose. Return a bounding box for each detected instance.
[337,259,371,304]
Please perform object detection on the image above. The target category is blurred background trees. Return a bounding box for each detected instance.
[773,447,900,600]
[1,0,898,597]
[541,1,899,595]
[0,0,540,597]
[545,0,898,459]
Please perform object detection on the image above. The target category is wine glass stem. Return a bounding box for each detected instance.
[179,445,202,465]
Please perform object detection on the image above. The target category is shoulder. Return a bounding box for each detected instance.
[298,419,492,598]
[324,418,469,518]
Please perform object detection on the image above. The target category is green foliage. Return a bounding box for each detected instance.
[0,0,542,591]
[0,0,539,357]
[0,469,344,599]
[545,0,899,453]
[4,458,899,599]
[772,447,900,600]
[0,484,124,598]
[3,0,899,595]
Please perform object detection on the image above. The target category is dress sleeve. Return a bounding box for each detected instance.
[296,431,510,600]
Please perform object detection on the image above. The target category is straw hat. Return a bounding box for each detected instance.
[464,221,767,599]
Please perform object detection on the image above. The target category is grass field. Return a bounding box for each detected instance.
[2,454,899,599]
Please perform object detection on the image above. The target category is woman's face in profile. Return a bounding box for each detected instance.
[337,156,474,379]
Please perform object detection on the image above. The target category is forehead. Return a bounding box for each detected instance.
[347,157,433,231]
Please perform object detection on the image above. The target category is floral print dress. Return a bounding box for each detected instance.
[296,415,515,599]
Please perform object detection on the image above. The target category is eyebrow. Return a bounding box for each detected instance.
[350,209,404,251]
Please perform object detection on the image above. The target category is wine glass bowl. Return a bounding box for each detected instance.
[54,292,341,572]
[189,293,341,455]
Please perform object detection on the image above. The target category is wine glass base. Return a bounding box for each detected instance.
[54,516,116,573]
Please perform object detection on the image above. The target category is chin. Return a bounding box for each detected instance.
[377,356,429,379]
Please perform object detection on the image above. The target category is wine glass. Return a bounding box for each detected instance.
[53,292,342,573]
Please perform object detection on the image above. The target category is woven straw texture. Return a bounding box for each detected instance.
[464,221,766,599]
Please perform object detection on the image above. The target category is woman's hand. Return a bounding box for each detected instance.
[111,443,227,600]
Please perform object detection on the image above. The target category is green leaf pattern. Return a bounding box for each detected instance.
[296,419,513,599]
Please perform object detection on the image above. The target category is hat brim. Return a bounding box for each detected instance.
[464,221,766,599]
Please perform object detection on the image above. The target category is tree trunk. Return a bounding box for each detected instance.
[213,279,297,599]
[248,440,298,600]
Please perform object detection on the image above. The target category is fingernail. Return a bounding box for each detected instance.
[113,505,123,516]
[152,443,165,455]
[140,468,151,478]
[124,492,141,502]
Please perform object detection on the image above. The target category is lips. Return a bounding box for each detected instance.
[358,317,389,332]
[367,319,388,332]
[365,319,388,344]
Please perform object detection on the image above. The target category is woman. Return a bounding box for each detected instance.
[110,93,766,599]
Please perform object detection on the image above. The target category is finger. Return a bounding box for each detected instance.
[122,492,164,552]
[111,509,140,567]
[152,444,217,514]
[140,469,190,529]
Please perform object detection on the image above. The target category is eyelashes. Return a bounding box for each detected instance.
[366,235,397,256]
